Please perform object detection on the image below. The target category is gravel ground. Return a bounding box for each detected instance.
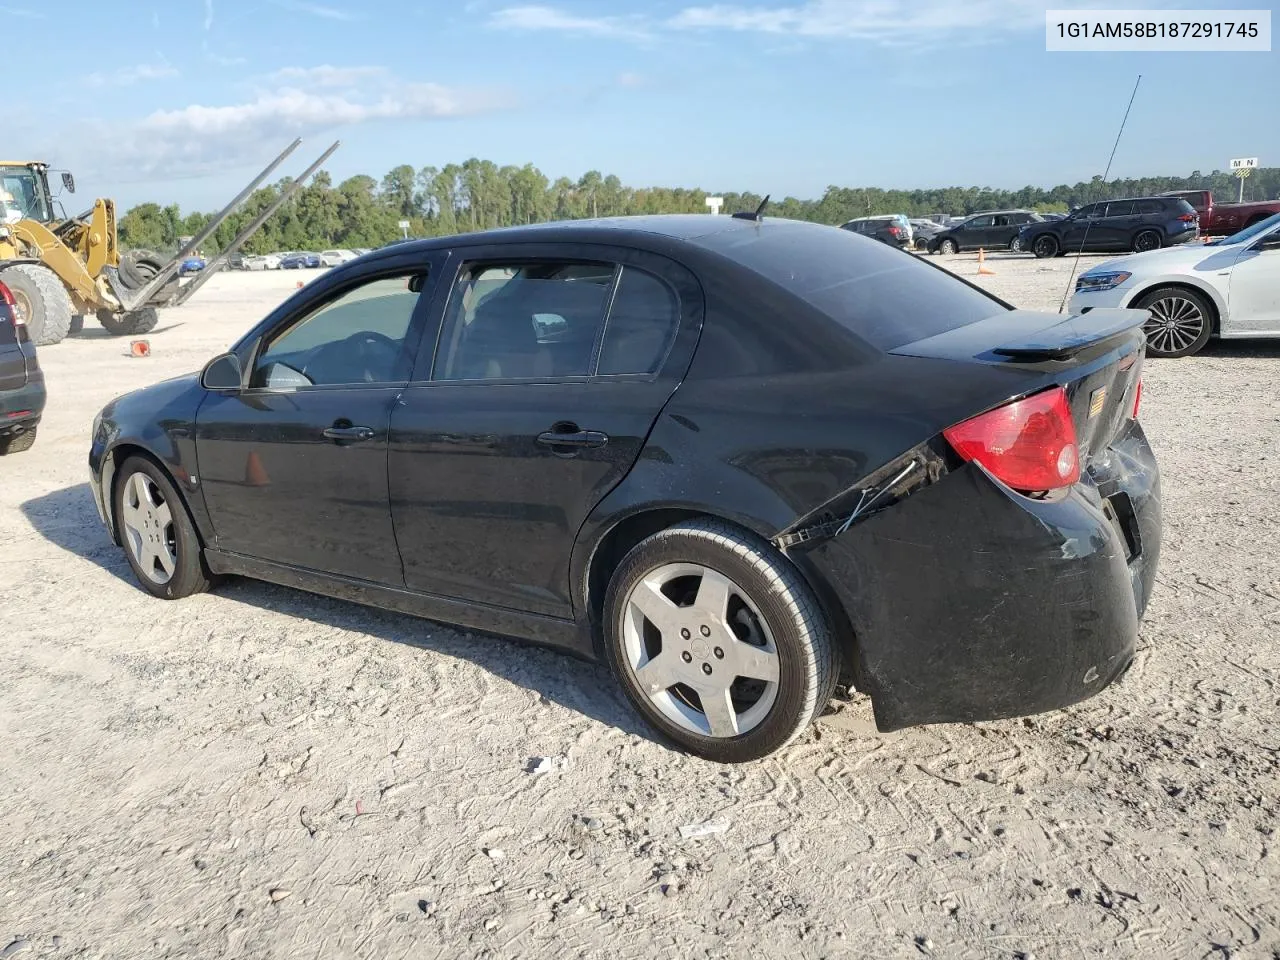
[2,253,1278,960]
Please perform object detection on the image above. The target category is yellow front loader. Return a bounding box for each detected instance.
[0,140,338,346]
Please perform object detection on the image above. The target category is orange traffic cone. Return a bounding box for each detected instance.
[977,248,995,276]
[129,339,151,358]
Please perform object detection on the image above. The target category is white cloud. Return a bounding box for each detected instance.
[202,0,214,30]
[0,4,43,17]
[86,62,180,87]
[270,0,359,21]
[271,65,388,87]
[489,5,650,40]
[78,80,515,181]
[617,72,646,88]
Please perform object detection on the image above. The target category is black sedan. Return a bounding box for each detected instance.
[88,215,1161,763]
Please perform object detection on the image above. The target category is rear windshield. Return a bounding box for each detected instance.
[699,221,1008,350]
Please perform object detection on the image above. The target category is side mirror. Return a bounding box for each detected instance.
[201,352,243,390]
[61,172,76,194]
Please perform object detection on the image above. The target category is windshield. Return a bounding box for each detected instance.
[0,165,53,223]
[1221,212,1280,246]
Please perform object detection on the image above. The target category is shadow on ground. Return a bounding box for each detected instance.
[21,483,655,744]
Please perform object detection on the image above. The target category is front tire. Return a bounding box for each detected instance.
[938,238,958,255]
[1135,286,1213,358]
[603,519,838,763]
[113,456,211,599]
[0,263,74,345]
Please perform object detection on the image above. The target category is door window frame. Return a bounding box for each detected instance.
[227,250,447,394]
[408,242,703,388]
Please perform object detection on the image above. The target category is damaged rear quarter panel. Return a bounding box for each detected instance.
[798,461,1140,731]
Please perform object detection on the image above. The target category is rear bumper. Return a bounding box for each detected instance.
[0,376,46,434]
[803,421,1160,732]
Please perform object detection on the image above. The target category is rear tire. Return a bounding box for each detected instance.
[603,519,838,763]
[1032,235,1059,258]
[98,308,159,336]
[113,456,211,600]
[0,426,37,455]
[1134,285,1214,358]
[0,263,74,345]
[1132,230,1162,253]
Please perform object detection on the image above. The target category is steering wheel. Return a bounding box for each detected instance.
[304,331,402,384]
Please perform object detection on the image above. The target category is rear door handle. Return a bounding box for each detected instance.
[536,429,609,449]
[323,425,375,443]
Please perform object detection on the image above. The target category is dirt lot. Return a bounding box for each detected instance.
[2,252,1278,960]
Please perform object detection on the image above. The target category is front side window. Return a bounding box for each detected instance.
[1104,201,1135,217]
[433,261,614,381]
[967,216,994,229]
[252,272,426,388]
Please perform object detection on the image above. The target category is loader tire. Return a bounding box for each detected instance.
[119,250,179,304]
[0,263,74,346]
[97,308,159,336]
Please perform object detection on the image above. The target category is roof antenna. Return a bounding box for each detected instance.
[733,194,770,222]
[1058,74,1141,313]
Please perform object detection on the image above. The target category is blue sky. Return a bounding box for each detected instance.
[7,0,1277,211]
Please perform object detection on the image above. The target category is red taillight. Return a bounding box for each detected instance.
[888,225,902,237]
[1130,379,1142,420]
[1178,214,1196,222]
[943,386,1081,493]
[0,281,18,327]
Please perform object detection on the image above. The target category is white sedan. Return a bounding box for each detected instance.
[319,249,358,267]
[1069,212,1280,358]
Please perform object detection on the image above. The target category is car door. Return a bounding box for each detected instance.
[388,243,701,619]
[1226,230,1280,333]
[1061,204,1101,250]
[195,256,443,584]
[960,215,994,250]
[1098,200,1138,250]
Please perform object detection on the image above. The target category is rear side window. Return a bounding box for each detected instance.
[1136,199,1164,215]
[702,223,1007,351]
[433,260,613,381]
[1104,201,1135,217]
[598,267,679,375]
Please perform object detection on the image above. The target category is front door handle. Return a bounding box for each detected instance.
[536,427,609,449]
[323,424,375,443]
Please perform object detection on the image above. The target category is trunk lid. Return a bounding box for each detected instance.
[891,307,1147,467]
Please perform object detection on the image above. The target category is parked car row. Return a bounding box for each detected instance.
[232,249,372,271]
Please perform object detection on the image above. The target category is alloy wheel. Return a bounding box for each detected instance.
[1143,296,1206,355]
[120,471,177,584]
[621,562,780,738]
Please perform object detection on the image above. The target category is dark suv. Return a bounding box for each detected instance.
[1017,196,1199,258]
[839,215,912,249]
[929,210,1043,254]
[0,278,46,454]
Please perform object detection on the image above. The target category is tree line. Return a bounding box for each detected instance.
[117,159,1280,256]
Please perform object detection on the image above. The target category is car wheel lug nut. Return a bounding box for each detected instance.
[700,625,711,637]
[681,652,692,663]
[714,647,724,659]
[702,663,712,675]
[680,628,691,640]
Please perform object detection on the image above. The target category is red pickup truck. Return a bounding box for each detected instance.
[1160,189,1280,236]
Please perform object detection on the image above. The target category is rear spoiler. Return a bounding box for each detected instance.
[890,308,1148,363]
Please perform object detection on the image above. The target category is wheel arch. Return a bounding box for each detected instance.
[1126,277,1224,334]
[578,504,857,686]
[103,442,206,549]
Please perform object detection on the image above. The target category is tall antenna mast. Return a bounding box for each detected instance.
[1059,74,1142,313]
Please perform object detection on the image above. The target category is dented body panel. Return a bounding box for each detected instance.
[796,420,1159,731]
